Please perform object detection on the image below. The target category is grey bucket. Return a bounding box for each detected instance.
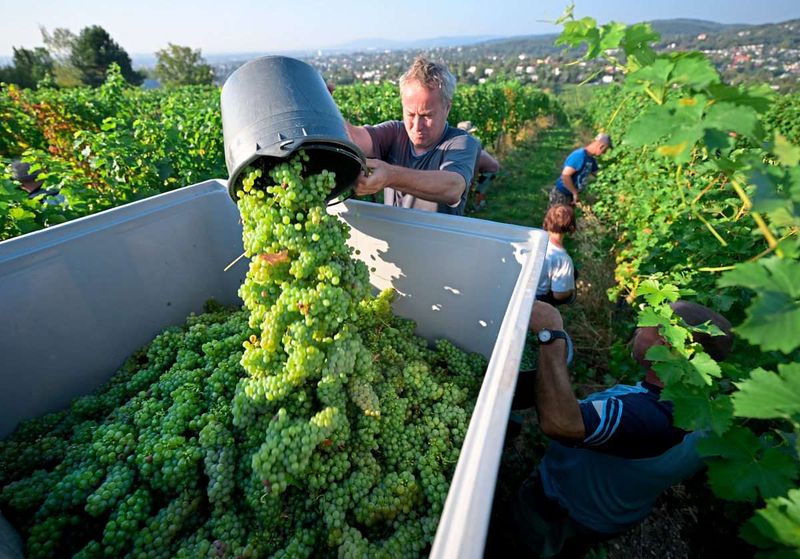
[221,56,366,201]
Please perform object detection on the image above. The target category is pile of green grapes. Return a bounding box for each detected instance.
[0,153,487,558]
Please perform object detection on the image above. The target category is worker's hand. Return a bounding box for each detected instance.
[355,159,391,196]
[529,301,564,333]
[571,192,579,206]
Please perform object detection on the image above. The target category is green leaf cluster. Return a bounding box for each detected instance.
[557,12,800,554]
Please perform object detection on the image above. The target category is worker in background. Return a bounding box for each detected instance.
[549,133,612,207]
[456,120,500,212]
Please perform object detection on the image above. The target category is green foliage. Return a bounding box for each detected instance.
[0,66,225,241]
[765,93,800,146]
[154,44,214,87]
[69,25,143,87]
[742,488,800,556]
[719,259,800,353]
[558,13,800,554]
[698,427,798,502]
[733,363,800,421]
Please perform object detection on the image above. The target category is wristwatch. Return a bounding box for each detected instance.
[536,329,574,365]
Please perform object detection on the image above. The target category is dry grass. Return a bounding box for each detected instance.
[561,202,622,380]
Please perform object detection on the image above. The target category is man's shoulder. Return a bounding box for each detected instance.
[366,120,404,134]
[440,126,479,149]
[565,147,587,164]
[580,382,651,403]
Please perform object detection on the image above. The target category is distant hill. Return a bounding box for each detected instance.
[648,18,748,37]
[328,35,501,52]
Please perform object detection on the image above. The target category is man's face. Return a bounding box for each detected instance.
[401,80,450,153]
[588,141,610,157]
[631,326,666,368]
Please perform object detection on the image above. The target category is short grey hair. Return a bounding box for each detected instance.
[399,56,456,106]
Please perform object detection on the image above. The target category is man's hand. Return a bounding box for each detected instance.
[571,193,579,206]
[529,301,564,332]
[355,158,392,196]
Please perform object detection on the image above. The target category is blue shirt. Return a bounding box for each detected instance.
[555,148,598,196]
[539,382,704,534]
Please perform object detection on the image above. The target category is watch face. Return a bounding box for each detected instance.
[538,330,552,343]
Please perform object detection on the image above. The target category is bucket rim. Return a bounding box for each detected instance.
[226,138,366,202]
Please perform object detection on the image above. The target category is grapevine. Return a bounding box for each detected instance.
[557,12,800,556]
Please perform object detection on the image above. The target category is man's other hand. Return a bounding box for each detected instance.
[355,158,391,196]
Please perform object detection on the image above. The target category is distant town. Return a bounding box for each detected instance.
[205,18,800,92]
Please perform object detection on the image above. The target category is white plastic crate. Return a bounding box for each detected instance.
[0,180,546,558]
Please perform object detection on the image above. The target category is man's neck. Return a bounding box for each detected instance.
[548,232,564,248]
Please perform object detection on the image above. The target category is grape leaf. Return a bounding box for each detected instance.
[733,364,800,420]
[636,279,680,305]
[636,307,670,328]
[748,166,793,214]
[620,23,659,69]
[650,346,693,386]
[624,103,675,146]
[626,57,674,91]
[697,427,799,501]
[670,53,720,89]
[743,488,800,550]
[704,102,761,141]
[706,82,774,113]
[688,351,722,386]
[645,348,722,386]
[661,382,733,435]
[556,17,599,49]
[718,259,800,353]
[598,22,626,53]
[774,134,800,167]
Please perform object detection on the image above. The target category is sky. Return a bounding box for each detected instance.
[3,0,800,57]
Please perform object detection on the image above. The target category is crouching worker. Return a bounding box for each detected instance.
[536,204,577,306]
[514,300,733,558]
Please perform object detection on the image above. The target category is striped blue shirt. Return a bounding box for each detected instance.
[539,381,704,534]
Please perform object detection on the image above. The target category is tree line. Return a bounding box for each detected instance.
[1,26,214,89]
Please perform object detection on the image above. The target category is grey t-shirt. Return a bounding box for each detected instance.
[365,121,480,215]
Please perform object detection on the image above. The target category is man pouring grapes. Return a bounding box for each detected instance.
[337,56,481,216]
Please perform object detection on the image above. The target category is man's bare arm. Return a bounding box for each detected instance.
[344,122,375,158]
[550,289,575,302]
[478,150,500,174]
[355,159,466,205]
[560,167,579,203]
[529,302,585,441]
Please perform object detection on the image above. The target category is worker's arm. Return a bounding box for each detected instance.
[550,289,575,302]
[560,167,579,205]
[327,82,376,158]
[477,150,500,174]
[530,302,585,441]
[355,158,466,206]
[344,122,376,158]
